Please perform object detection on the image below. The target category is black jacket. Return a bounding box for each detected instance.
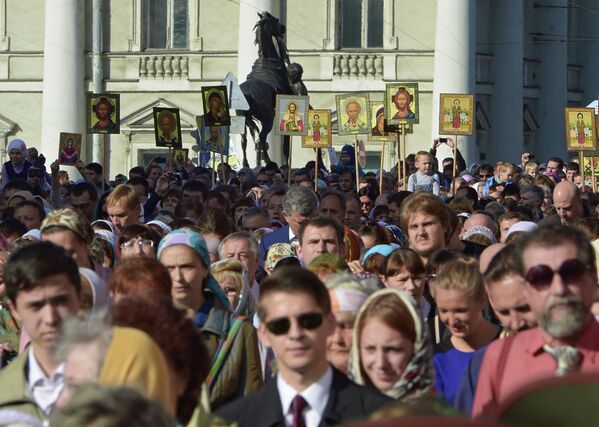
[215,367,392,427]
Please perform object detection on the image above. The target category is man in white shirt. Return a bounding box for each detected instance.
[215,266,390,427]
[0,242,81,420]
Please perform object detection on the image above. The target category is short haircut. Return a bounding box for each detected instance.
[2,179,32,195]
[566,162,579,172]
[519,184,544,202]
[257,266,331,320]
[498,211,525,224]
[513,225,596,276]
[415,151,431,161]
[14,200,46,221]
[478,163,494,174]
[400,192,453,241]
[108,257,172,297]
[548,157,564,169]
[127,176,149,194]
[430,256,485,302]
[218,231,259,260]
[4,241,81,303]
[282,186,318,216]
[71,181,98,202]
[182,180,209,200]
[119,224,160,248]
[105,185,140,211]
[319,190,347,213]
[483,245,519,286]
[85,162,103,175]
[495,162,514,173]
[298,216,344,246]
[384,248,425,278]
[128,166,146,177]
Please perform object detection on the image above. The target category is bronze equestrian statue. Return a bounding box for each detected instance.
[239,12,307,167]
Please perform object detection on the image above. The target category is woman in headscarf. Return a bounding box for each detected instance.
[210,258,255,318]
[157,229,262,409]
[349,288,434,401]
[78,267,110,314]
[1,139,32,188]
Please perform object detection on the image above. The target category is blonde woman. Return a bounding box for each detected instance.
[210,258,255,318]
[430,257,500,405]
[348,288,434,401]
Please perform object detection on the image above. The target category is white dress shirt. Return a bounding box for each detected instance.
[27,349,65,415]
[277,365,333,427]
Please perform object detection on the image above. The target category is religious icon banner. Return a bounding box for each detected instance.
[302,109,332,149]
[153,107,183,148]
[565,108,597,152]
[87,93,120,134]
[336,93,371,136]
[58,132,82,165]
[385,83,419,126]
[274,95,309,136]
[439,93,475,136]
[202,86,231,127]
[368,101,396,142]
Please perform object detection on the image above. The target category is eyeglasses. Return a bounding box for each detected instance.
[265,312,324,335]
[120,239,154,250]
[479,174,491,178]
[524,259,589,290]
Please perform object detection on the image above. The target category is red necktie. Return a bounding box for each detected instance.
[291,395,308,427]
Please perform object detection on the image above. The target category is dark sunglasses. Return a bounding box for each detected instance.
[265,312,324,335]
[524,259,589,290]
[479,174,491,178]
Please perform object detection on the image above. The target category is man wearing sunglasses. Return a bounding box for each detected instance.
[216,266,390,427]
[473,226,599,418]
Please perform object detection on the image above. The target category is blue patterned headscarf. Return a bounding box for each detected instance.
[157,229,231,310]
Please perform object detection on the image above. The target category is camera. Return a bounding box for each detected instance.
[170,172,183,185]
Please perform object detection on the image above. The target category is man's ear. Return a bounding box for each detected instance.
[258,323,272,348]
[6,299,21,323]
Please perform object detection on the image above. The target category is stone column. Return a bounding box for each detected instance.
[431,0,476,165]
[40,0,85,161]
[236,0,280,168]
[534,0,568,162]
[487,0,523,164]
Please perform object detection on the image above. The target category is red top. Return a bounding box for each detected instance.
[472,319,599,419]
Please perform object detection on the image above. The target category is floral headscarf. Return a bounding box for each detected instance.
[349,288,434,401]
[157,229,231,309]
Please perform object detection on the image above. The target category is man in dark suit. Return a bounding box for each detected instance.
[215,266,391,427]
[259,186,319,266]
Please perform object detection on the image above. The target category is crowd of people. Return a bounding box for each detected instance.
[0,135,597,426]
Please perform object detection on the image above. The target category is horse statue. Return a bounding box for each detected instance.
[239,12,305,167]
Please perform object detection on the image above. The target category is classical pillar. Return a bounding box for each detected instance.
[40,0,85,161]
[431,0,476,165]
[534,0,568,162]
[487,0,523,164]
[236,0,280,167]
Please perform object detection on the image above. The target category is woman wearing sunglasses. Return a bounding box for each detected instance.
[430,257,500,405]
[348,288,434,400]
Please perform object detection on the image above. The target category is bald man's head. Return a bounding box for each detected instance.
[553,180,582,225]
[463,213,497,238]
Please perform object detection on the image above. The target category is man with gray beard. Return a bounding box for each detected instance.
[472,225,599,418]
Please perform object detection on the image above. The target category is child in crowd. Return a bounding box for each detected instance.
[407,151,440,196]
[483,161,514,197]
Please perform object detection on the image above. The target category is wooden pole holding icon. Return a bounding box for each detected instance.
[396,133,401,190]
[167,147,173,172]
[379,141,385,194]
[401,125,407,190]
[452,136,458,196]
[212,152,216,188]
[354,135,360,192]
[579,150,584,192]
[314,149,319,193]
[287,136,293,187]
[592,157,597,193]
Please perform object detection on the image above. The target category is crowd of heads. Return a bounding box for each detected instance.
[0,139,597,425]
